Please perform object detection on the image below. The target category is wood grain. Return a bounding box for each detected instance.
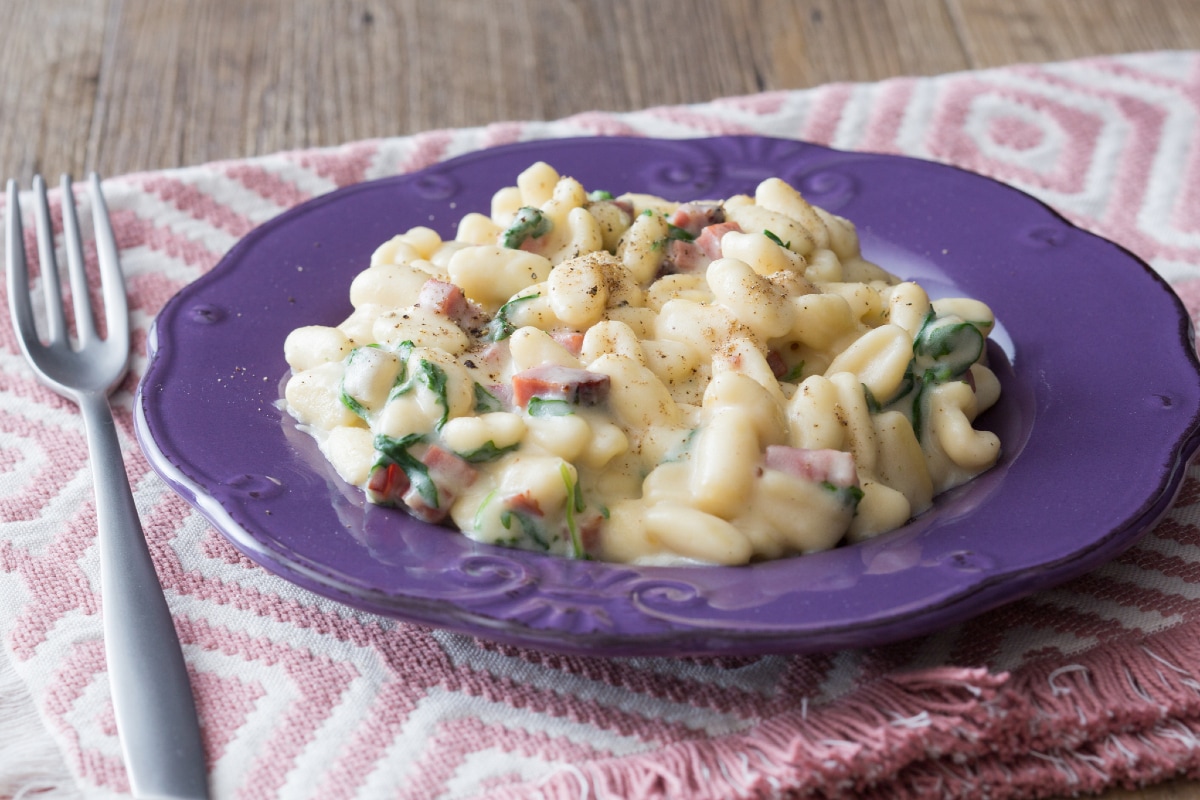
[3,2,1200,798]
[952,0,1200,66]
[3,0,1200,182]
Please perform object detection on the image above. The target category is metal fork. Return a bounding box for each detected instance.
[6,175,208,799]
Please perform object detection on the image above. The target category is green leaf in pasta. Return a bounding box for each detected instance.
[420,359,451,430]
[371,433,437,509]
[863,383,883,414]
[780,360,806,383]
[501,207,552,249]
[560,463,586,559]
[391,357,451,429]
[500,507,551,550]
[763,229,791,250]
[914,310,985,381]
[339,388,368,419]
[525,397,574,417]
[822,481,865,510]
[473,382,505,413]
[340,344,397,420]
[457,440,520,464]
[665,222,694,242]
[486,292,540,342]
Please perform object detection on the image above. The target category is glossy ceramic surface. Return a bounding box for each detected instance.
[135,136,1200,656]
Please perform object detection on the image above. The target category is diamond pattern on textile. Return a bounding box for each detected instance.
[3,51,1200,800]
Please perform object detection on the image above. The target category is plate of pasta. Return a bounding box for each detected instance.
[135,135,1200,656]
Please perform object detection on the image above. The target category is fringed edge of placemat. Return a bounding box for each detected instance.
[489,618,1200,800]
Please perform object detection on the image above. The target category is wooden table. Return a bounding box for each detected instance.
[3,2,1199,798]
[5,0,1200,182]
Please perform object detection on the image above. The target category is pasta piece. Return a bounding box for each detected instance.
[617,211,671,284]
[372,306,470,354]
[447,246,552,311]
[508,326,582,371]
[284,325,352,372]
[786,375,845,452]
[754,178,829,251]
[285,362,361,430]
[516,162,561,208]
[548,253,610,328]
[587,353,682,430]
[644,504,753,565]
[349,263,432,309]
[706,258,794,340]
[723,202,817,257]
[929,382,1002,471]
[719,230,808,277]
[823,324,913,403]
[322,427,376,486]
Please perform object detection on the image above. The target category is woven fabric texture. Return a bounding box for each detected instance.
[3,51,1200,799]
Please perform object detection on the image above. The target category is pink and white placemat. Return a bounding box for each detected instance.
[5,50,1200,800]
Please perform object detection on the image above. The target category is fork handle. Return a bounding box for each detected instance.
[81,393,209,800]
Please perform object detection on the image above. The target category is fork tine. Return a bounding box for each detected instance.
[32,175,67,345]
[87,174,128,349]
[59,175,96,348]
[5,180,39,350]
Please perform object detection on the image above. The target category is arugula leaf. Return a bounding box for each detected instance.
[863,383,883,414]
[373,433,437,509]
[338,346,374,420]
[821,481,865,510]
[500,508,551,550]
[339,390,368,419]
[458,440,519,464]
[341,344,410,420]
[385,342,415,403]
[560,464,586,559]
[666,222,694,242]
[420,359,450,430]
[913,310,985,382]
[389,357,451,429]
[763,229,791,249]
[501,207,552,249]
[910,374,929,442]
[473,489,497,530]
[487,292,540,342]
[917,319,983,361]
[587,189,614,201]
[473,382,504,413]
[526,397,574,417]
[780,361,806,383]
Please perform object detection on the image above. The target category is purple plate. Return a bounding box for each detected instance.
[135,136,1200,656]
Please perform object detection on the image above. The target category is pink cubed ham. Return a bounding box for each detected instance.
[661,239,710,275]
[550,328,585,357]
[511,364,611,408]
[506,490,544,518]
[403,445,479,524]
[417,278,487,330]
[764,446,858,489]
[696,221,742,260]
[669,202,726,237]
[766,349,788,379]
[366,462,410,506]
